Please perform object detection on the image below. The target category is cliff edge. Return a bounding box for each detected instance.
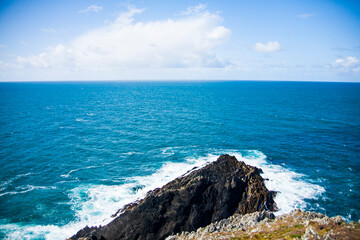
[69,154,277,240]
[167,209,360,240]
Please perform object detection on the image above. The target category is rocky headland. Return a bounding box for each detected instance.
[70,154,276,240]
[69,154,360,240]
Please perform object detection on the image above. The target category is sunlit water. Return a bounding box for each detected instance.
[0,81,359,239]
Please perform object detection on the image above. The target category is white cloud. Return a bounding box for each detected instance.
[114,7,144,26]
[332,56,360,72]
[0,60,18,69]
[254,41,281,53]
[16,6,231,71]
[79,5,103,13]
[0,60,6,68]
[334,56,358,67]
[296,13,315,19]
[180,4,207,15]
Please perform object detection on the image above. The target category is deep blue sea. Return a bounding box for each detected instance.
[0,81,359,239]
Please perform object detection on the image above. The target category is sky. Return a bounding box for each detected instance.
[0,0,359,82]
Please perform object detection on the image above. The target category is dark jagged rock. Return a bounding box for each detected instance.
[69,154,277,240]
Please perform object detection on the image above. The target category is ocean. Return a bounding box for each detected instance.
[0,81,359,239]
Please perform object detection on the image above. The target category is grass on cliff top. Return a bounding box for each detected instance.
[230,222,305,240]
[229,216,360,240]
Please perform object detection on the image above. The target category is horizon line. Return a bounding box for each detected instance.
[0,79,359,83]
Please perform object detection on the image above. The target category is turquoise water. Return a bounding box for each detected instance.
[0,81,359,239]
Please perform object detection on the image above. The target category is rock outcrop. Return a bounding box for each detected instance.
[69,154,276,240]
[168,209,360,240]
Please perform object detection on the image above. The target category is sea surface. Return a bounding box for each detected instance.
[0,81,359,239]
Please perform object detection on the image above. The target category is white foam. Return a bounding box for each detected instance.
[160,147,176,156]
[159,146,199,157]
[0,185,57,197]
[122,152,140,155]
[1,150,325,239]
[1,154,219,239]
[0,223,78,240]
[223,150,325,215]
[68,154,219,227]
[0,173,33,192]
[75,118,88,122]
[0,173,32,187]
[60,166,98,178]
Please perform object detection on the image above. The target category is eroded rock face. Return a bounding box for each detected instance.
[69,154,276,240]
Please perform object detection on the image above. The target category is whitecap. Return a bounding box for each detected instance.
[0,188,34,197]
[61,166,98,178]
[0,223,79,240]
[0,154,218,239]
[59,126,75,129]
[122,152,140,156]
[160,147,175,156]
[1,150,325,239]
[67,154,219,227]
[159,146,198,157]
[0,185,56,197]
[159,146,184,157]
[0,173,33,191]
[222,150,325,215]
[75,118,88,122]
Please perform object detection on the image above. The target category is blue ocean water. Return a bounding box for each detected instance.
[0,81,359,239]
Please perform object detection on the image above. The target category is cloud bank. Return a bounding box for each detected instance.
[332,56,360,72]
[254,41,281,53]
[17,5,231,72]
[79,5,103,13]
[180,4,207,16]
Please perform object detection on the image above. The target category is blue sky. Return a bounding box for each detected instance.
[0,0,359,81]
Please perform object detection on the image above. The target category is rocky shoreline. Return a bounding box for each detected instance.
[70,154,276,240]
[68,154,359,240]
[166,209,360,240]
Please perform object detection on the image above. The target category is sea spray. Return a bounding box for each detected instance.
[226,150,325,215]
[1,151,324,239]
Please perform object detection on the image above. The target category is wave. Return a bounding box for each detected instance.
[160,147,176,156]
[67,154,219,227]
[0,185,56,197]
[159,146,201,157]
[222,150,325,215]
[75,118,88,122]
[0,150,325,239]
[60,166,99,178]
[0,224,67,240]
[159,146,188,157]
[122,152,140,155]
[0,173,33,192]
